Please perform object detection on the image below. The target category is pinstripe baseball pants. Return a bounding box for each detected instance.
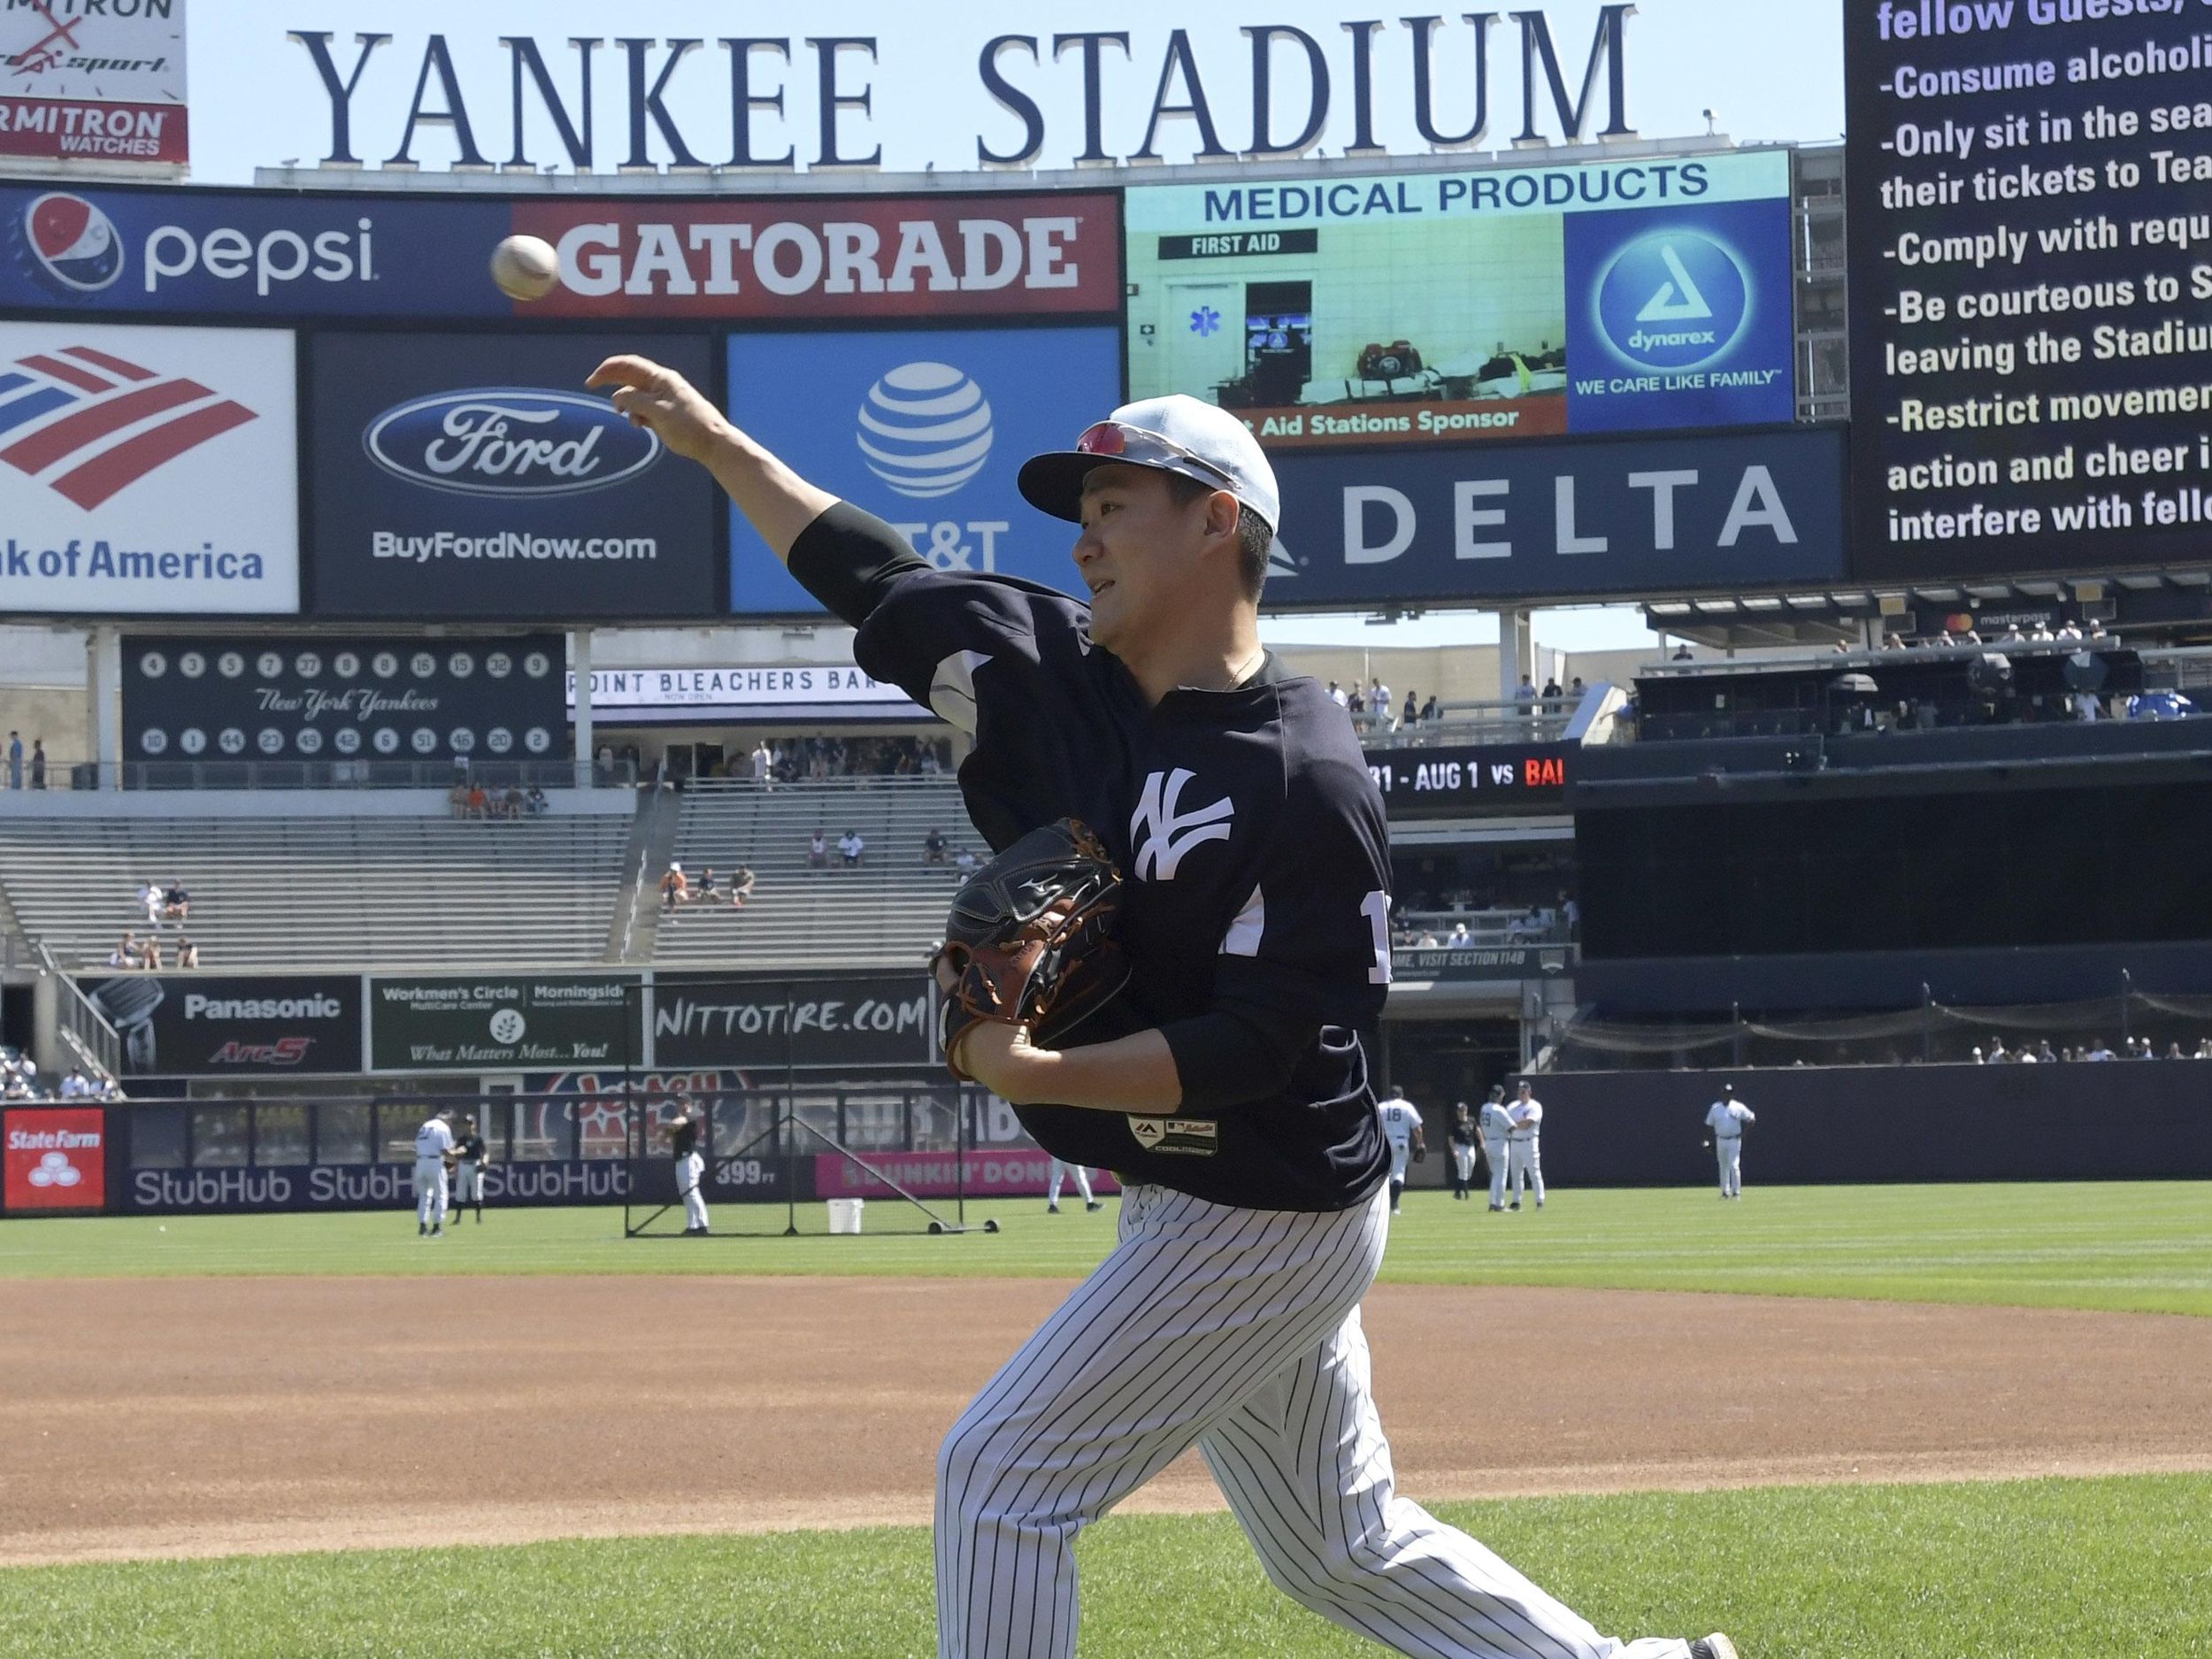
[935,1183,1696,1659]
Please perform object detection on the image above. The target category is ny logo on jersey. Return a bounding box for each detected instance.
[1129,767,1233,882]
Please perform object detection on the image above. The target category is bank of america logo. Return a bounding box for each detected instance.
[0,344,256,509]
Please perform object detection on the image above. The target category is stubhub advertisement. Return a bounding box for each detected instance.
[1563,197,1793,433]
[726,325,1119,615]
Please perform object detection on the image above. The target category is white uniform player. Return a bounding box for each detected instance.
[1506,1081,1544,1210]
[1478,1088,1514,1211]
[1705,1085,1756,1199]
[669,1103,710,1235]
[1046,1159,1102,1213]
[1375,1088,1424,1216]
[411,1111,453,1238]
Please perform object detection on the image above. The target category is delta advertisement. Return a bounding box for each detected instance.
[368,975,641,1072]
[1268,426,1847,606]
[727,325,1118,612]
[123,634,565,767]
[0,320,297,616]
[82,974,363,1077]
[4,1108,105,1213]
[0,185,1118,321]
[0,1,187,165]
[309,332,719,619]
[1125,150,1793,449]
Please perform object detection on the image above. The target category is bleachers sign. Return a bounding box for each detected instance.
[121,634,564,766]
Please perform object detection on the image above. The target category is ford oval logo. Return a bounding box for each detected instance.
[363,388,661,498]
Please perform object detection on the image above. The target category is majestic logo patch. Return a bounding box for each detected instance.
[1129,768,1233,882]
[1126,1117,1219,1156]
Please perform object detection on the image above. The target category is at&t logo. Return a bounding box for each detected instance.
[856,362,993,500]
[1594,228,1751,374]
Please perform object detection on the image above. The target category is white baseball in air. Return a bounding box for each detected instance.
[489,234,560,301]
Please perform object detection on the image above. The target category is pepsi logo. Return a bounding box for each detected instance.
[365,388,660,499]
[21,194,121,295]
[856,362,993,500]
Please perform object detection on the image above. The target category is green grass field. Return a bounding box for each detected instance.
[1,1475,2205,1658]
[4,1181,2206,1315]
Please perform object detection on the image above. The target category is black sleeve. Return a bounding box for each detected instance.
[1159,999,1314,1111]
[786,502,928,628]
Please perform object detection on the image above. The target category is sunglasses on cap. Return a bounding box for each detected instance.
[1074,420,1239,486]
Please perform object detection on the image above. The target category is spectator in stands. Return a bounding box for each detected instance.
[925,828,949,866]
[1446,921,1471,948]
[27,737,43,789]
[2083,1040,2116,1061]
[838,828,864,868]
[5,731,19,788]
[1371,679,1391,731]
[1541,676,1563,711]
[526,785,549,816]
[1419,694,1439,725]
[920,746,942,776]
[499,786,524,819]
[2195,1039,2212,1059]
[109,933,139,969]
[139,879,164,925]
[1417,930,1440,948]
[693,867,718,903]
[1570,678,1586,699]
[466,781,489,819]
[449,781,472,818]
[178,938,200,969]
[3,1071,29,1102]
[142,935,164,972]
[60,1067,88,1099]
[1402,689,1419,728]
[1560,892,1580,940]
[809,829,829,869]
[750,739,774,787]
[1982,1037,2008,1063]
[955,847,978,878]
[162,879,190,924]
[2166,1042,2187,1060]
[1346,685,1365,725]
[1671,643,1694,662]
[660,863,689,911]
[1514,675,1538,718]
[1326,680,1346,708]
[729,864,756,908]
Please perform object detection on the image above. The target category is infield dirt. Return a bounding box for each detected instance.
[4,1276,2208,1566]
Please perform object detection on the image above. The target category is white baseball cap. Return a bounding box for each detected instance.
[1018,395,1279,534]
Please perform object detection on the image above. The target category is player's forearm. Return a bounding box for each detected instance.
[1003,1030,1184,1114]
[698,425,839,561]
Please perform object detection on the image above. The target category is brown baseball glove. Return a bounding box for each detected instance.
[932,818,1130,1083]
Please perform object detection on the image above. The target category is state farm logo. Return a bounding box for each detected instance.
[364,388,658,498]
[26,1151,81,1188]
[0,342,256,508]
[18,193,121,294]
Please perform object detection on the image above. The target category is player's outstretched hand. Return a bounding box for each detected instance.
[586,356,729,463]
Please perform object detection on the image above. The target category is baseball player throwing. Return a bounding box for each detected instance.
[590,354,1739,1659]
[1704,1083,1756,1199]
[668,1099,710,1236]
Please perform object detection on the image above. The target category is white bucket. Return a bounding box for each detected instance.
[826,1197,866,1235]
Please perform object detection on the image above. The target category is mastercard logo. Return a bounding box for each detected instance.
[20,193,123,295]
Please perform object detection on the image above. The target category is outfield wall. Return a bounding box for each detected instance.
[1532,1064,2212,1188]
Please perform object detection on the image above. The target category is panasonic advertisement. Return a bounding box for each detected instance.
[308,332,719,618]
[81,973,363,1077]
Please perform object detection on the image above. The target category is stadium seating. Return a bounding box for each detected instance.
[652,776,967,971]
[0,806,631,971]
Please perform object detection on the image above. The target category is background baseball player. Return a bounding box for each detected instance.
[411,1109,452,1238]
[1376,1084,1426,1215]
[1507,1079,1545,1210]
[590,353,1737,1659]
[1045,1158,1102,1214]
[1704,1083,1756,1199]
[667,1100,710,1236]
[1479,1084,1515,1211]
[450,1114,489,1224]
[1446,1100,1479,1201]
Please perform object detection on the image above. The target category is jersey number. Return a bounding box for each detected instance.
[1361,889,1392,985]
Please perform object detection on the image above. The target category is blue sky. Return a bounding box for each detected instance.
[187,1,1847,653]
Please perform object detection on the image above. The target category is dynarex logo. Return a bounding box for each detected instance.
[1594,229,1751,374]
[856,362,994,500]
